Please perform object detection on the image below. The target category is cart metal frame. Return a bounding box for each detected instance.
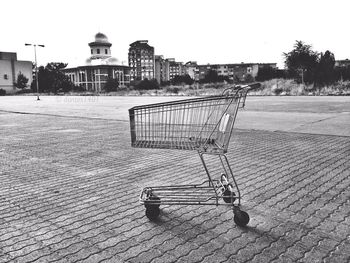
[129,84,259,226]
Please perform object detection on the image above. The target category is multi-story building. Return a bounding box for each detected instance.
[197,64,212,80]
[184,61,198,79]
[154,55,170,84]
[335,59,350,68]
[168,58,184,80]
[0,52,32,94]
[63,33,130,91]
[155,56,188,83]
[128,40,154,81]
[184,61,199,81]
[195,63,277,81]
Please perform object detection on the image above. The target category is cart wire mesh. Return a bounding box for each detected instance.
[129,88,247,153]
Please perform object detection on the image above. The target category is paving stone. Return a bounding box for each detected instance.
[150,252,178,263]
[0,110,349,263]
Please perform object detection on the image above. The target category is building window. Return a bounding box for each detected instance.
[105,49,108,54]
[91,49,93,54]
[4,74,8,80]
[97,49,100,54]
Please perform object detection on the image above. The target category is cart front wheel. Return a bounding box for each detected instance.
[234,210,249,227]
[145,206,160,221]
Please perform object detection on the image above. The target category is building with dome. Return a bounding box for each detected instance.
[64,33,130,91]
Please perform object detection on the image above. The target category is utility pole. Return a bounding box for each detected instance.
[25,43,45,100]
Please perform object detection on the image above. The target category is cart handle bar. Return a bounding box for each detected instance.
[222,82,261,95]
[222,82,261,108]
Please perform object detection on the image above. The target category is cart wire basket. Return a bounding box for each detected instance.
[129,83,259,226]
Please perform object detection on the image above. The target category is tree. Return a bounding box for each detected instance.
[201,69,229,83]
[243,74,255,83]
[14,72,29,89]
[36,62,75,93]
[103,78,119,92]
[314,50,335,86]
[204,69,219,83]
[256,66,281,81]
[284,40,319,84]
[171,74,194,85]
[256,67,287,81]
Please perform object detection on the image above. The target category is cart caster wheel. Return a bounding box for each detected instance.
[144,195,161,208]
[145,206,160,221]
[234,210,249,227]
[223,184,236,204]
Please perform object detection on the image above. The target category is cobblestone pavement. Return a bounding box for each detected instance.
[0,111,349,263]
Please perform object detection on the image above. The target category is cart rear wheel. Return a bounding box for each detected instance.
[223,184,236,204]
[234,210,249,227]
[145,206,160,221]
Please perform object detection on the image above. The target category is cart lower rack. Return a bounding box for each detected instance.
[129,84,259,227]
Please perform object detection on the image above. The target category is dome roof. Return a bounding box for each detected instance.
[95,32,109,43]
[89,32,112,47]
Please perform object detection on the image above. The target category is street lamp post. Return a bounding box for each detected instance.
[25,43,45,100]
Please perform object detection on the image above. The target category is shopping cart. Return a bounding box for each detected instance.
[129,83,259,227]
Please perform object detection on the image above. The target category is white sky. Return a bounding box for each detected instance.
[1,0,349,68]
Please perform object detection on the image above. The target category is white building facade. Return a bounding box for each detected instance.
[0,52,32,94]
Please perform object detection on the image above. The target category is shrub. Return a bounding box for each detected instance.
[103,78,119,92]
[72,85,85,92]
[273,87,283,95]
[16,89,33,94]
[160,80,171,87]
[135,78,159,90]
[0,89,6,96]
[165,86,180,94]
[171,75,194,85]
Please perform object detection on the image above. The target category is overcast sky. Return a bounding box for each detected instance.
[1,0,349,68]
